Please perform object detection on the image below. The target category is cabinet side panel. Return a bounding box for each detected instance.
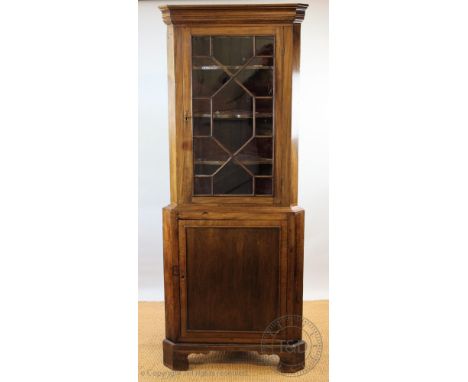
[286,212,296,338]
[167,26,186,203]
[290,24,302,205]
[273,26,285,205]
[163,206,181,340]
[167,26,177,203]
[293,209,305,335]
[280,25,293,205]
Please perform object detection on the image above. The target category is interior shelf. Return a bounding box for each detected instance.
[193,65,273,70]
[193,96,272,100]
[194,159,273,165]
[193,112,272,119]
[193,135,273,139]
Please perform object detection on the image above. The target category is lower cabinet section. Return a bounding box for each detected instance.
[162,205,305,372]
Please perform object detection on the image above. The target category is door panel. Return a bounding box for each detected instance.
[180,26,289,205]
[191,34,275,196]
[186,226,279,331]
[178,219,287,342]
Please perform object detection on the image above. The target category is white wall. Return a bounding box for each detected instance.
[138,0,328,301]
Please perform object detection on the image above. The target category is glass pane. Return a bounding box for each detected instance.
[193,99,210,115]
[192,56,216,69]
[194,163,221,176]
[256,117,273,136]
[212,36,253,66]
[193,117,211,136]
[213,161,253,195]
[236,68,273,96]
[192,37,210,56]
[192,69,230,98]
[246,163,272,176]
[255,178,273,195]
[213,119,253,153]
[194,177,211,195]
[256,98,273,136]
[192,35,275,196]
[235,137,273,162]
[256,98,273,114]
[255,37,274,56]
[248,56,274,70]
[193,137,229,163]
[212,81,252,116]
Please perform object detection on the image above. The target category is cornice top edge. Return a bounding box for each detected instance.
[159,3,309,25]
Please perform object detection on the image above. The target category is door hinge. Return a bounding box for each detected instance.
[172,265,180,276]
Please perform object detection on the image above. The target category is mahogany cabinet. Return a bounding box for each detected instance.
[159,4,308,373]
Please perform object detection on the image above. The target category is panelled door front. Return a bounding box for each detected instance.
[178,219,288,343]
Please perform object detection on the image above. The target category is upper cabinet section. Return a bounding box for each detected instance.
[161,4,308,206]
[160,4,308,25]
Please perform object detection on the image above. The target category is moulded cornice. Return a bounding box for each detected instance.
[159,4,308,25]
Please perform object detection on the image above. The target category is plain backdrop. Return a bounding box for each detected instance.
[3,0,468,381]
[138,0,329,301]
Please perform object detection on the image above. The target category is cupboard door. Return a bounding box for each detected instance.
[180,26,289,204]
[192,35,275,197]
[178,219,288,342]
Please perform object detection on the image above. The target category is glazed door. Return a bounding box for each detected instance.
[178,219,288,343]
[181,26,291,204]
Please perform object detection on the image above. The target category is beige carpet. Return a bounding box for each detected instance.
[139,301,328,381]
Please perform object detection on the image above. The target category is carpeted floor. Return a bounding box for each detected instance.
[139,300,328,381]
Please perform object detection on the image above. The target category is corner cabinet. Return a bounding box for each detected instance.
[160,4,308,373]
